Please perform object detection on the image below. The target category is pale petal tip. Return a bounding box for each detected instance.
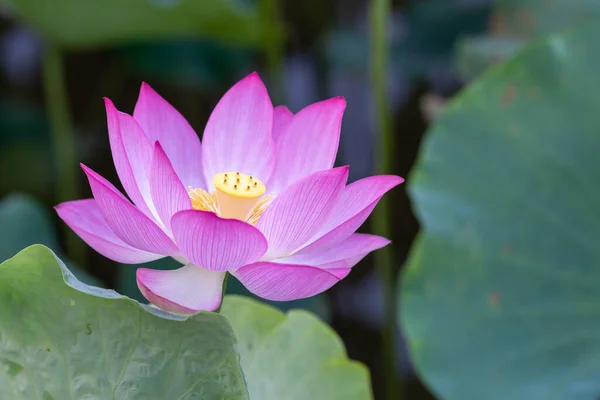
[247,71,260,79]
[370,174,405,189]
[363,234,393,248]
[329,96,347,108]
[54,202,71,216]
[136,271,198,314]
[375,237,392,249]
[103,97,119,119]
[136,268,222,314]
[301,96,346,115]
[139,81,154,93]
[80,163,91,174]
[274,105,293,115]
[80,164,101,183]
[238,71,267,88]
[389,174,405,186]
[54,203,67,220]
[328,165,350,186]
[137,82,164,105]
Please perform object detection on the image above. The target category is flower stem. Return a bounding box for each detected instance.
[369,0,401,398]
[43,43,85,267]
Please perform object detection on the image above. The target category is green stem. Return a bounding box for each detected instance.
[369,0,400,398]
[43,43,85,267]
[258,0,285,103]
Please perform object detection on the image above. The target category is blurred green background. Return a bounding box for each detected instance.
[2,0,600,398]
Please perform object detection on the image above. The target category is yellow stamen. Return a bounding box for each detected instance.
[188,187,219,215]
[246,195,272,225]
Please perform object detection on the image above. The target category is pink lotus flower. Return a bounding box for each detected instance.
[56,73,403,313]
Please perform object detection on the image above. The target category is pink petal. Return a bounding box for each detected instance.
[150,142,192,233]
[257,167,349,260]
[55,199,162,264]
[232,261,348,301]
[171,210,268,272]
[105,98,155,219]
[202,72,275,189]
[82,164,179,256]
[281,233,390,266]
[137,265,225,313]
[117,108,155,208]
[300,175,403,254]
[269,98,346,193]
[272,105,293,141]
[133,83,205,189]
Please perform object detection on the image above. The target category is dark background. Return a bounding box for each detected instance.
[0,0,498,398]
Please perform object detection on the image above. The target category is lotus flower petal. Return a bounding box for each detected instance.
[82,164,179,256]
[300,175,403,254]
[134,83,205,189]
[149,142,192,233]
[137,265,225,313]
[171,210,268,272]
[257,167,348,259]
[269,98,345,193]
[202,72,275,189]
[55,199,162,264]
[281,233,390,266]
[105,98,155,219]
[232,260,348,301]
[272,105,293,141]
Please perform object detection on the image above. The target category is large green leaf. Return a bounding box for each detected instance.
[221,295,372,400]
[493,0,600,37]
[0,245,248,399]
[456,0,600,79]
[7,0,278,49]
[401,23,600,399]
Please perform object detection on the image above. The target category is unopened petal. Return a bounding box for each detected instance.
[202,72,275,189]
[150,142,192,233]
[137,265,225,313]
[133,83,205,189]
[56,199,162,264]
[171,210,268,272]
[82,164,179,256]
[232,261,348,301]
[257,167,348,260]
[269,98,346,193]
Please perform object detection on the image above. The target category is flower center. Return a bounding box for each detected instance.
[188,172,269,223]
